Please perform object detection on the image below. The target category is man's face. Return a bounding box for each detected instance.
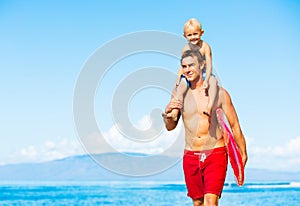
[181,56,201,82]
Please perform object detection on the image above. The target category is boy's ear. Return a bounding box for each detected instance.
[200,30,205,36]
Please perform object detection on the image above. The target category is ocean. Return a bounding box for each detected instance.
[0,181,300,206]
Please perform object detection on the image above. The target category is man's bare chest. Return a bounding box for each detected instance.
[183,89,209,115]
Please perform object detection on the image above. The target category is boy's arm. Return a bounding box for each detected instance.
[176,67,183,85]
[175,45,190,83]
[176,45,190,79]
[173,75,189,101]
[221,89,248,167]
[203,42,212,88]
[181,44,190,55]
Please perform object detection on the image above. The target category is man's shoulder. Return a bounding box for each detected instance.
[218,86,225,92]
[218,86,229,95]
[217,86,231,104]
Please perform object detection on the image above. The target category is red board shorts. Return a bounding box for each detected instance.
[183,146,228,200]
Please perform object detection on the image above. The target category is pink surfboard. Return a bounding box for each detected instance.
[216,108,244,186]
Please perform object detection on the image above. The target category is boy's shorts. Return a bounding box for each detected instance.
[183,146,228,200]
[202,68,215,80]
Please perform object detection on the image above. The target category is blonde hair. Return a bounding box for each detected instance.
[183,18,203,36]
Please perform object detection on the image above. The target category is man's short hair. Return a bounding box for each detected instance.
[181,46,205,65]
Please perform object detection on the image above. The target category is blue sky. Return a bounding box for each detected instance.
[1,0,300,172]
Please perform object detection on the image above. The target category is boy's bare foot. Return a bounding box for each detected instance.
[203,109,211,123]
[203,111,210,117]
[205,100,213,118]
[203,105,212,116]
[205,88,209,96]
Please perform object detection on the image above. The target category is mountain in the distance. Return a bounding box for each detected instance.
[0,153,300,182]
[0,153,184,182]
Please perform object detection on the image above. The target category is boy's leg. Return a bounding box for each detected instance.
[205,76,218,116]
[169,75,189,121]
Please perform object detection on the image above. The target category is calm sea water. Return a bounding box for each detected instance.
[0,181,300,206]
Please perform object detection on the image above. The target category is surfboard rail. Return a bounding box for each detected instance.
[216,108,244,186]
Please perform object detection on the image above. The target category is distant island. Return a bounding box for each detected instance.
[0,153,300,182]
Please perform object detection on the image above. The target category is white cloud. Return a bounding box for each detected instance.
[10,115,300,172]
[247,136,300,171]
[20,145,37,158]
[3,118,300,173]
[7,138,85,164]
[103,115,185,156]
[134,115,152,130]
[4,115,185,165]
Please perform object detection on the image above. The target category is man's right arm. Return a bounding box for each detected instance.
[162,99,182,131]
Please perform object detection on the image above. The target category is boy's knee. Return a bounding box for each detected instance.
[210,76,218,85]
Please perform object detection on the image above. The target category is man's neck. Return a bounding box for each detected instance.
[190,76,204,90]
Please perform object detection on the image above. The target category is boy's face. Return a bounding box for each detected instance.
[184,27,202,45]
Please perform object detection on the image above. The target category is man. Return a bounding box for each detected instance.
[162,49,247,206]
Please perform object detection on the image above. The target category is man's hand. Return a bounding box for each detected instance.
[241,152,248,168]
[162,99,182,131]
[163,99,182,117]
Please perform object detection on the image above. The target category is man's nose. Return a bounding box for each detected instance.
[183,66,190,72]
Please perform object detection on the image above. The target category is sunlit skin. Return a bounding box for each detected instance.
[163,54,247,206]
[169,19,217,121]
[184,27,203,45]
[179,56,222,149]
[181,25,213,95]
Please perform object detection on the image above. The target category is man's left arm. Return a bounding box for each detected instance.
[222,89,248,167]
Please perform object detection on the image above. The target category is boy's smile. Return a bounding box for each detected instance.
[184,27,202,45]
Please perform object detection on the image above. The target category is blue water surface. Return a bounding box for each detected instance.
[0,181,300,205]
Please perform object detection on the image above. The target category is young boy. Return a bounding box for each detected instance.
[168,18,218,121]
